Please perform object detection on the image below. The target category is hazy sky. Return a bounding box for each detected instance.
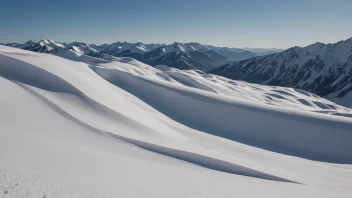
[1,0,351,48]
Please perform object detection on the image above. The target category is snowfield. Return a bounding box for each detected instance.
[1,45,352,197]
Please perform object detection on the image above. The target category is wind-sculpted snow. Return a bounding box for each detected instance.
[94,64,352,163]
[0,54,81,94]
[1,45,352,197]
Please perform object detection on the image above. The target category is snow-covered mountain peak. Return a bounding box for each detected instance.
[38,39,65,48]
[24,40,36,45]
[212,37,352,107]
[303,42,324,54]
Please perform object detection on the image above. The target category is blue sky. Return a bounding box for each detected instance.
[0,0,351,48]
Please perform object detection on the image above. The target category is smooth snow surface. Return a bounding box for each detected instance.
[1,45,352,197]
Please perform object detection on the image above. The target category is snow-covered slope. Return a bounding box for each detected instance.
[212,37,352,107]
[1,45,352,197]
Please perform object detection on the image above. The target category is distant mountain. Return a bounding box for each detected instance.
[90,42,164,56]
[141,42,229,71]
[90,41,257,71]
[211,37,352,107]
[242,47,283,55]
[3,40,276,71]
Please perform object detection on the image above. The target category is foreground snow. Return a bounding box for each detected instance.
[1,45,352,197]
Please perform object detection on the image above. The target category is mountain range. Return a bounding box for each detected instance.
[3,39,281,72]
[4,38,352,107]
[211,37,352,107]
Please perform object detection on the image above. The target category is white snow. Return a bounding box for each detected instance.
[155,42,213,58]
[39,39,65,49]
[1,45,352,197]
